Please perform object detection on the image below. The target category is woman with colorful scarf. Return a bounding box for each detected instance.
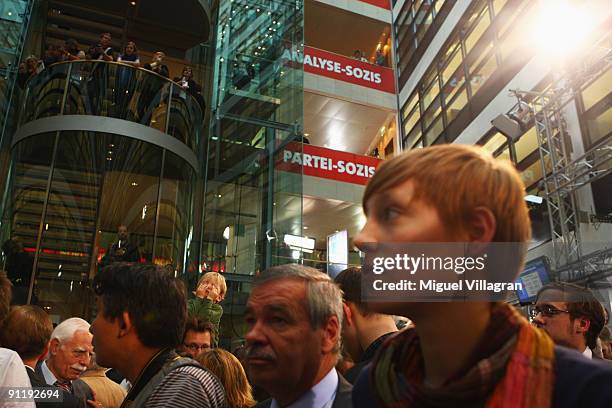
[351,145,612,407]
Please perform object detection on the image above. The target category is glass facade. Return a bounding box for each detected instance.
[579,64,612,149]
[202,0,304,348]
[4,131,197,319]
[394,0,448,89]
[0,0,306,345]
[0,0,33,217]
[1,60,200,321]
[400,0,533,149]
[578,61,611,217]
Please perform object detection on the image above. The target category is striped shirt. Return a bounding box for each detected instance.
[146,365,226,408]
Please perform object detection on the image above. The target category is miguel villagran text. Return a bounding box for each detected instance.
[372,279,523,293]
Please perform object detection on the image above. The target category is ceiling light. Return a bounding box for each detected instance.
[130,1,136,5]
[131,182,138,186]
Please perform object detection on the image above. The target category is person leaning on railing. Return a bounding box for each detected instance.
[144,51,169,78]
[87,32,115,62]
[117,41,140,68]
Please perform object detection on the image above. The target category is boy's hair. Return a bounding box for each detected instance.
[0,305,53,359]
[364,145,530,243]
[197,272,227,299]
[363,145,531,278]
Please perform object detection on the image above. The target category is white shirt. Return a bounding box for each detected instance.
[40,360,59,385]
[0,348,36,408]
[270,368,338,408]
[583,347,593,359]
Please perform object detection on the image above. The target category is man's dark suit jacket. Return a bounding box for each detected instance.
[255,372,352,408]
[100,240,140,266]
[26,365,81,407]
[33,363,93,408]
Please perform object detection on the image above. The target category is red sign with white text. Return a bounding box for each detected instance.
[359,0,390,9]
[304,46,396,94]
[278,143,382,185]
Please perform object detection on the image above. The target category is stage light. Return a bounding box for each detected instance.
[492,97,532,141]
[492,114,523,141]
[525,195,544,204]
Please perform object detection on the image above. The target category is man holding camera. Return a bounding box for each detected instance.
[88,32,114,61]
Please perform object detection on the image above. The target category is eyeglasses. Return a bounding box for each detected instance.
[183,343,210,352]
[532,304,571,318]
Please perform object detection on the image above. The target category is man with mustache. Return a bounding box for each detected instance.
[37,318,96,407]
[244,264,352,408]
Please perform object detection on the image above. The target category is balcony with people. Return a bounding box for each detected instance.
[304,0,396,108]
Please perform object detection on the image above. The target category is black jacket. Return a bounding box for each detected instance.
[144,63,169,78]
[100,241,140,266]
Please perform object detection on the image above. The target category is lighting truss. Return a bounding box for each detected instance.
[512,32,612,281]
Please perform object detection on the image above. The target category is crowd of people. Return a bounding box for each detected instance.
[17,32,202,100]
[2,144,612,407]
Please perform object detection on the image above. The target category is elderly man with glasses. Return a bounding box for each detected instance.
[533,282,607,359]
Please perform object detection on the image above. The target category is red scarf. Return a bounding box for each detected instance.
[370,304,555,407]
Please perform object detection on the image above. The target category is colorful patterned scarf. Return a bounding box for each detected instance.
[370,303,555,408]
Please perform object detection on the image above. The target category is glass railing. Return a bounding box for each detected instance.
[19,60,203,153]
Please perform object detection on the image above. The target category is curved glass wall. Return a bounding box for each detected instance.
[2,131,196,321]
[3,61,200,320]
[0,0,33,225]
[20,61,203,153]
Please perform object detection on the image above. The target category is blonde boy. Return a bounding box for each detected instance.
[187,272,226,346]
